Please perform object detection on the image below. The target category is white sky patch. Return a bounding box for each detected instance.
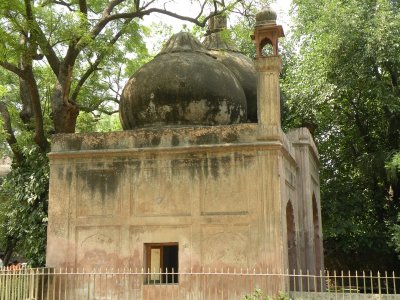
[271,0,292,32]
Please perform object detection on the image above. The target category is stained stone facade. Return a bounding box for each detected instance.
[46,7,324,297]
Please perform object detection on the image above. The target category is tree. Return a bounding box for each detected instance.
[284,0,400,270]
[0,147,48,267]
[1,0,246,141]
[0,0,267,265]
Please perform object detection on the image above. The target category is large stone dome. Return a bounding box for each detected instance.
[203,22,258,123]
[120,32,247,129]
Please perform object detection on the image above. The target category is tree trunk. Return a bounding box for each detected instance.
[3,235,18,266]
[0,102,24,163]
[19,77,33,126]
[23,67,50,152]
[51,68,79,133]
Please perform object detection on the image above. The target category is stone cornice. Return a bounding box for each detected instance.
[48,140,298,167]
[287,127,320,165]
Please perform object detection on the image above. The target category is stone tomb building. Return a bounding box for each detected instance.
[47,8,324,297]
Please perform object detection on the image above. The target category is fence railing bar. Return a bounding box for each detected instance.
[378,271,381,295]
[333,270,337,300]
[385,270,388,295]
[369,270,373,294]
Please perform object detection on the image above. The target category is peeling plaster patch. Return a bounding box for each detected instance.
[139,99,157,119]
[214,100,230,124]
[184,99,208,122]
[158,105,173,119]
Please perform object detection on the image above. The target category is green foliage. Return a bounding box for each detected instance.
[386,152,400,183]
[0,146,49,267]
[244,289,291,300]
[230,19,256,58]
[283,0,400,269]
[284,0,400,270]
[0,0,258,265]
[389,152,400,254]
[76,112,122,133]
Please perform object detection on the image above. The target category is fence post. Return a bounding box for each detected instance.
[378,271,381,295]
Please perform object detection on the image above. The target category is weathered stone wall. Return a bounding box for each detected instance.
[47,124,321,296]
[287,128,324,276]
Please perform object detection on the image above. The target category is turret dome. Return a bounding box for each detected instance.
[255,6,277,26]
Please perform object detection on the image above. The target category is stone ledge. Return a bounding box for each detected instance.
[51,124,258,152]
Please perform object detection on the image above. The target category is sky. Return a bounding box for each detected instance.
[142,0,293,33]
[271,0,292,31]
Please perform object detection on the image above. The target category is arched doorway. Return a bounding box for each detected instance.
[286,201,297,290]
[312,194,322,275]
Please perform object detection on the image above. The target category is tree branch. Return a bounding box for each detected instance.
[0,62,24,78]
[91,1,238,40]
[16,5,50,151]
[78,101,118,114]
[80,104,119,117]
[24,0,61,76]
[71,19,132,102]
[196,0,208,19]
[51,0,75,11]
[36,33,61,76]
[98,7,219,29]
[0,102,24,163]
[79,0,88,15]
[134,0,140,12]
[23,68,50,152]
[19,77,34,125]
[102,0,125,18]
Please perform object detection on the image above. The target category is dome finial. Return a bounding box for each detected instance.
[158,31,207,55]
[255,6,277,27]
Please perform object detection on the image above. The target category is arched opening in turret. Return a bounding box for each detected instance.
[260,38,274,56]
[286,200,297,289]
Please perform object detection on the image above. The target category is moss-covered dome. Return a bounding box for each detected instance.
[120,32,247,129]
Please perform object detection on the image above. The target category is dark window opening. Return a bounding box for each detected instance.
[145,243,178,284]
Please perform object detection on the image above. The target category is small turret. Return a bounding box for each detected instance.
[252,6,284,58]
[253,6,285,140]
